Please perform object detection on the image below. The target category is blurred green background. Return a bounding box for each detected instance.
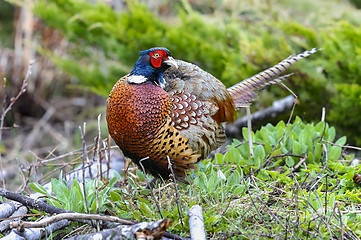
[1,0,361,175]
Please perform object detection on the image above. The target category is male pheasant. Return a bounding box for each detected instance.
[106,47,318,179]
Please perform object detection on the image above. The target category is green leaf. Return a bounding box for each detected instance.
[327,127,336,142]
[217,170,226,181]
[29,182,50,196]
[227,170,241,186]
[198,172,208,190]
[66,179,84,212]
[214,153,224,164]
[286,156,295,167]
[253,145,265,168]
[140,189,151,195]
[207,174,218,192]
[314,143,323,163]
[242,127,254,141]
[67,185,83,212]
[315,121,325,133]
[139,202,152,217]
[335,136,347,146]
[329,146,342,161]
[329,193,336,207]
[51,200,63,209]
[110,191,122,202]
[292,140,302,155]
[275,120,286,130]
[51,178,70,205]
[108,176,119,187]
[237,144,250,159]
[136,169,146,181]
[224,147,240,163]
[267,170,279,179]
[233,185,246,195]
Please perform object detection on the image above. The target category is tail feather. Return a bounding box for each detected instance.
[227,48,320,109]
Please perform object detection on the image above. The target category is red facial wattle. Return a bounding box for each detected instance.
[149,50,168,68]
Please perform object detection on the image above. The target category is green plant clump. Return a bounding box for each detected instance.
[30,118,361,238]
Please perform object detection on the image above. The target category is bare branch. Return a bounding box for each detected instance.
[0,61,33,141]
[9,212,135,229]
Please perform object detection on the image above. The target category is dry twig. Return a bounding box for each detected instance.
[9,212,135,229]
[167,156,184,227]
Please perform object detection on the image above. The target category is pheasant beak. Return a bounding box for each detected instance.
[164,56,178,69]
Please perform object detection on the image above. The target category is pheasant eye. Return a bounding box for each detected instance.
[154,53,160,58]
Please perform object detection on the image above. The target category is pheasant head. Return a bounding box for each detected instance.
[128,47,177,89]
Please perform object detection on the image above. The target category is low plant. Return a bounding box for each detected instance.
[29,117,361,238]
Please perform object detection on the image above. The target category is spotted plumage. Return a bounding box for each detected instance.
[106,75,199,179]
[106,47,319,180]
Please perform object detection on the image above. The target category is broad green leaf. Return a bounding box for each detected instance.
[314,143,323,162]
[275,120,286,130]
[308,152,315,163]
[51,178,70,204]
[292,140,302,155]
[224,147,240,163]
[315,121,325,133]
[335,136,347,146]
[29,182,50,197]
[258,168,270,180]
[233,185,246,195]
[207,174,218,192]
[227,170,241,186]
[71,179,83,198]
[108,176,119,187]
[136,169,146,181]
[67,184,83,212]
[294,116,302,124]
[254,145,265,165]
[198,172,208,190]
[110,191,122,202]
[267,170,279,179]
[137,196,151,205]
[214,153,224,164]
[327,127,336,142]
[329,146,342,161]
[242,127,254,141]
[238,144,250,159]
[286,156,295,167]
[140,189,151,196]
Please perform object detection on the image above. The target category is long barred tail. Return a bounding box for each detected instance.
[227,48,320,109]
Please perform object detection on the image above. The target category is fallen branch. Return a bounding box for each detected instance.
[3,219,70,240]
[226,95,296,137]
[189,205,206,240]
[63,219,173,240]
[9,212,135,229]
[0,202,19,219]
[0,205,27,232]
[0,188,67,214]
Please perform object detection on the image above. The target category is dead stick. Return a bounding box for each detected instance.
[0,188,67,214]
[10,212,135,229]
[167,156,184,227]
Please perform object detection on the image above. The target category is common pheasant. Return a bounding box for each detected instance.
[106,47,318,180]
